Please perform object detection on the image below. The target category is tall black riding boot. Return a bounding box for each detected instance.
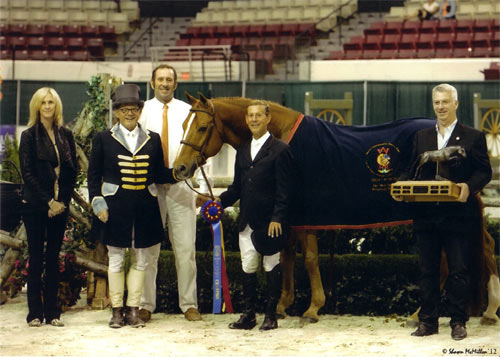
[229,272,257,330]
[260,265,282,331]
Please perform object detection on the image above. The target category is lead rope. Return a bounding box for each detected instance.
[183,165,215,200]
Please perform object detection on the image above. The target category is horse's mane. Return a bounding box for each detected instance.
[212,97,295,112]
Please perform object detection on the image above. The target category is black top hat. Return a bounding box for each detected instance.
[251,226,288,256]
[112,84,144,109]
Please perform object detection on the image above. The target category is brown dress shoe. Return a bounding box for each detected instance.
[184,307,202,321]
[411,322,438,337]
[109,308,125,329]
[451,323,467,340]
[138,308,152,323]
[125,307,145,328]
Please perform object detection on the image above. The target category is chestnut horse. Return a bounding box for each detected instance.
[174,93,500,324]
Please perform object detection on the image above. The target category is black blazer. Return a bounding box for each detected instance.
[19,122,77,211]
[403,122,491,220]
[220,135,294,231]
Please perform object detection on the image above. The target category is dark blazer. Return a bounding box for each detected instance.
[87,124,177,248]
[220,134,294,232]
[404,122,491,220]
[19,122,77,211]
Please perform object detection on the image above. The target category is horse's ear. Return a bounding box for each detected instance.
[198,92,210,107]
[185,92,197,105]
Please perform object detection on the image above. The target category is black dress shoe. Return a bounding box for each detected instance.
[228,313,257,330]
[109,308,125,328]
[411,322,438,337]
[259,315,278,331]
[451,323,467,340]
[125,307,145,328]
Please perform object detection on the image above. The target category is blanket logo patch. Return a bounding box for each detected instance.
[365,142,401,177]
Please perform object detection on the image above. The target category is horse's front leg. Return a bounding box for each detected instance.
[300,230,325,324]
[277,230,298,319]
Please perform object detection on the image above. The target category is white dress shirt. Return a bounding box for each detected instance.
[118,123,140,153]
[436,119,457,149]
[251,132,270,161]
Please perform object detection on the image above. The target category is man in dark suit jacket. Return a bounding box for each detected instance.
[212,100,294,331]
[398,84,491,340]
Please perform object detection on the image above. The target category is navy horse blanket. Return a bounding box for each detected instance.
[286,116,435,229]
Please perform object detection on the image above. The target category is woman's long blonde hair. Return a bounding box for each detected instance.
[27,87,63,127]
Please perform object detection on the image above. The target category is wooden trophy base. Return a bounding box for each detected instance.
[390,180,461,202]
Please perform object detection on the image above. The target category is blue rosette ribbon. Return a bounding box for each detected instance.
[201,200,233,313]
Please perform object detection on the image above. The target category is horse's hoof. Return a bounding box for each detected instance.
[405,319,419,328]
[480,315,499,325]
[300,316,319,325]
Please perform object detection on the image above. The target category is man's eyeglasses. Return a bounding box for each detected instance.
[118,107,140,114]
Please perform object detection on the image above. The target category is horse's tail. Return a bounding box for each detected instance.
[468,194,488,316]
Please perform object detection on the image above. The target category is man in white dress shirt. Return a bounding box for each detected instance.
[138,64,206,321]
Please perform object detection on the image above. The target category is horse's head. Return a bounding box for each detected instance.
[174,92,224,180]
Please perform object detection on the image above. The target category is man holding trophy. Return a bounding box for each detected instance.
[395,84,492,340]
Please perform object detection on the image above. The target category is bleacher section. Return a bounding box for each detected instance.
[0,0,139,61]
[169,0,357,75]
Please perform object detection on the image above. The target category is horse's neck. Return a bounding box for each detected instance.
[214,99,300,148]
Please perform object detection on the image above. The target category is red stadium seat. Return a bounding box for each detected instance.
[326,50,344,60]
[362,34,382,50]
[402,21,420,34]
[280,24,299,36]
[46,37,65,50]
[29,50,49,60]
[26,36,45,50]
[50,50,70,61]
[397,48,417,58]
[343,36,363,51]
[69,50,89,61]
[261,36,279,51]
[230,25,249,37]
[45,25,62,37]
[381,34,401,50]
[364,21,385,36]
[492,31,500,48]
[7,24,25,36]
[452,48,471,58]
[247,25,265,37]
[8,36,27,50]
[176,38,190,46]
[66,37,85,51]
[455,19,473,33]
[420,20,438,33]
[204,38,219,46]
[181,27,200,39]
[245,37,261,51]
[87,38,104,58]
[471,32,491,48]
[437,19,456,33]
[473,19,493,33]
[471,47,492,57]
[25,24,45,37]
[416,33,436,49]
[197,26,216,38]
[379,49,397,59]
[0,49,12,59]
[63,25,81,37]
[384,21,403,34]
[344,49,362,60]
[0,36,7,48]
[362,49,380,59]
[214,25,231,38]
[416,48,435,58]
[398,34,418,49]
[434,48,453,58]
[493,19,500,32]
[453,32,473,49]
[12,50,29,60]
[190,38,205,46]
[434,33,455,49]
[81,25,99,38]
[263,24,281,37]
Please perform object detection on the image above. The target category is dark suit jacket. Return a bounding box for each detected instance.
[19,122,77,211]
[220,135,294,232]
[87,124,177,248]
[403,122,491,221]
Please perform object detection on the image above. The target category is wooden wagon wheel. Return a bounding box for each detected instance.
[480,108,500,158]
[317,109,346,125]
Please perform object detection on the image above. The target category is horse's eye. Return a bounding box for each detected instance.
[198,126,208,133]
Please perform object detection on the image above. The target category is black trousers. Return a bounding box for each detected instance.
[414,216,473,327]
[23,206,68,323]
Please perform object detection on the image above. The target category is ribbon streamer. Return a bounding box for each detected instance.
[202,200,233,313]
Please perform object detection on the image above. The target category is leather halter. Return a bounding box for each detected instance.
[180,102,223,165]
